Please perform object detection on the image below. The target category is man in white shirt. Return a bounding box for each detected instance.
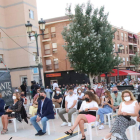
[53,81,58,91]
[58,86,78,127]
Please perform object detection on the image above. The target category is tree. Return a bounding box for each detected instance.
[62,2,120,87]
[130,52,140,71]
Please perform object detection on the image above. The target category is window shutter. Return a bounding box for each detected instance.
[45,44,50,50]
[46,60,51,65]
[52,43,57,48]
[51,27,55,32]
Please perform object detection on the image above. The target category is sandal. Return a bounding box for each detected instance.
[81,135,86,140]
[1,129,8,134]
[65,129,73,135]
[102,137,111,140]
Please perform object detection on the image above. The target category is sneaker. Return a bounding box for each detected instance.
[99,125,104,130]
[61,122,68,127]
[68,122,71,127]
[95,121,99,127]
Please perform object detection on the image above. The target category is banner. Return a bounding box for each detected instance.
[0,72,13,106]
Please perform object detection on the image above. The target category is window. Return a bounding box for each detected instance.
[125,34,127,41]
[117,31,119,40]
[46,59,52,70]
[21,76,27,85]
[54,59,59,69]
[123,58,125,65]
[121,33,124,41]
[33,75,39,83]
[44,28,49,38]
[52,43,57,53]
[29,10,34,19]
[33,52,37,61]
[126,46,128,54]
[51,27,55,32]
[0,54,3,63]
[44,44,50,55]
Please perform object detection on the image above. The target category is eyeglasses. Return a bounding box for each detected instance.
[115,98,117,102]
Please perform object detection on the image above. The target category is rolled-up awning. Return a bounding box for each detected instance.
[128,35,133,38]
[120,70,140,75]
[100,69,128,77]
[133,34,137,39]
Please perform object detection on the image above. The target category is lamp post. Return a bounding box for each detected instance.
[25,18,45,88]
[115,44,124,83]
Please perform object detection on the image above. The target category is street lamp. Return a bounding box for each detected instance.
[25,18,46,88]
[115,44,124,83]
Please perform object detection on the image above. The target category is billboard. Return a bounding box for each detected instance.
[0,72,13,106]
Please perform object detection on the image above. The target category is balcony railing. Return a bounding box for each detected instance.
[128,38,137,44]
[129,50,137,54]
[46,65,52,70]
[54,64,59,69]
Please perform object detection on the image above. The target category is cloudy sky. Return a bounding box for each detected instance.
[36,0,140,33]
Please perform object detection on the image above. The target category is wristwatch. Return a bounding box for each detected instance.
[88,108,90,111]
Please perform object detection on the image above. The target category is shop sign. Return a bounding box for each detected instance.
[46,73,61,77]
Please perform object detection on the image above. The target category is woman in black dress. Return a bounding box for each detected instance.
[1,92,22,134]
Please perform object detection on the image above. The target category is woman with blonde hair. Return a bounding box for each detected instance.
[95,90,114,130]
[1,93,23,134]
[103,90,139,140]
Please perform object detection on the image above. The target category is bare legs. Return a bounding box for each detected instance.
[104,133,112,139]
[1,115,11,131]
[66,114,88,138]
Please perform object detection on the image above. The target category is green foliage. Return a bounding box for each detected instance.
[130,52,140,70]
[62,1,120,76]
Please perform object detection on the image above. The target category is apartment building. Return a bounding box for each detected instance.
[40,16,140,86]
[0,0,44,89]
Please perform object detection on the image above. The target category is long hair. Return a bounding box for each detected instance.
[85,91,98,103]
[104,90,112,99]
[121,90,136,101]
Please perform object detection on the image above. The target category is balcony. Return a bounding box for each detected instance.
[46,65,52,70]
[129,50,137,55]
[128,38,137,44]
[54,64,59,70]
[127,61,135,67]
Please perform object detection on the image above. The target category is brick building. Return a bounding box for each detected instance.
[40,16,140,86]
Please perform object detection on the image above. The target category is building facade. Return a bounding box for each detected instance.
[0,0,44,89]
[40,16,140,86]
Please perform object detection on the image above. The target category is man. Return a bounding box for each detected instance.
[53,81,58,91]
[111,87,122,112]
[30,91,54,136]
[52,88,63,108]
[45,86,53,99]
[58,86,77,127]
[124,77,129,85]
[81,85,86,94]
[73,84,79,94]
[20,82,27,97]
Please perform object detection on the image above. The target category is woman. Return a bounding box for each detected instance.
[1,93,22,134]
[77,88,85,100]
[95,90,114,130]
[29,91,40,117]
[77,88,85,110]
[90,88,99,104]
[64,91,98,140]
[103,90,139,140]
[0,93,5,117]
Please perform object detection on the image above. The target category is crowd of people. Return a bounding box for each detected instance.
[0,80,140,140]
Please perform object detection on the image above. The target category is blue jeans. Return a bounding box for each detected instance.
[30,115,49,133]
[97,105,112,124]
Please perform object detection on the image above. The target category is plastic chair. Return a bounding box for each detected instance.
[78,121,98,140]
[39,119,55,135]
[9,118,24,132]
[71,111,79,125]
[104,112,113,128]
[127,124,137,140]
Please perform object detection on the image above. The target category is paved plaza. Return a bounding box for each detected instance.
[0,113,140,140]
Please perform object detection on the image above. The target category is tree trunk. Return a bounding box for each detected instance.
[89,74,94,88]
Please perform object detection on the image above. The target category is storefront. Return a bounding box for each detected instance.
[44,70,89,87]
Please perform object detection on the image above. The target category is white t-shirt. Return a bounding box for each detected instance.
[53,83,58,90]
[74,88,78,94]
[65,91,69,96]
[77,93,84,99]
[65,94,78,109]
[79,101,98,111]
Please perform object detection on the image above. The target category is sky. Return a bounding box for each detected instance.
[36,0,140,33]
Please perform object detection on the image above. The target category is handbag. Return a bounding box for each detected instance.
[79,111,96,117]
